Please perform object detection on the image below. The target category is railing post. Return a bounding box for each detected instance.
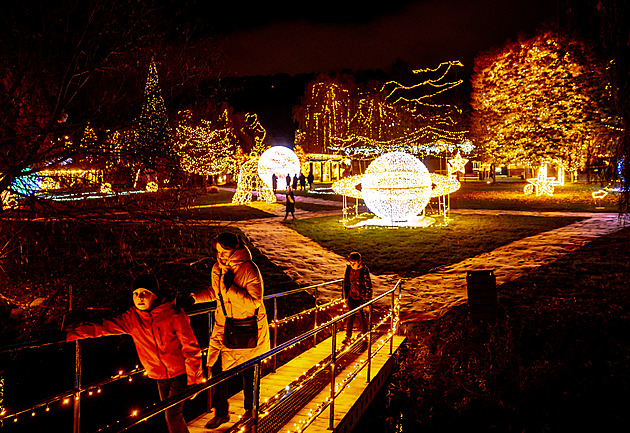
[73,339,82,433]
[313,287,318,347]
[207,311,213,413]
[329,321,337,430]
[390,286,395,355]
[273,298,278,372]
[253,362,261,433]
[367,303,373,383]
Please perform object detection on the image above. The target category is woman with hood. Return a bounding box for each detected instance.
[66,273,204,433]
[189,232,270,429]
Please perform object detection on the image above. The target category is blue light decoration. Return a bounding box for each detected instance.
[10,169,41,196]
[618,156,627,184]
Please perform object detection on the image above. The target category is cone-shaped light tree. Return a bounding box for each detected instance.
[471,30,617,175]
[137,57,172,168]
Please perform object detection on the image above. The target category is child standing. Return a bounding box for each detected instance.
[66,273,204,433]
[342,252,373,345]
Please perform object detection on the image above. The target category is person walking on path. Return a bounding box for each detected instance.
[186,233,270,429]
[284,185,296,220]
[66,274,204,433]
[285,173,291,190]
[342,252,372,345]
[299,172,306,190]
[292,174,298,190]
[307,170,314,190]
[271,173,278,194]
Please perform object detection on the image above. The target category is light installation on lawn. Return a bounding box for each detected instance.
[257,146,301,190]
[333,151,463,227]
[524,164,555,196]
[447,150,468,175]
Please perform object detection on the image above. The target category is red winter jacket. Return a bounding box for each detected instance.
[67,300,203,385]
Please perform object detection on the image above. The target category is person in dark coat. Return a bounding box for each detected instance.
[284,185,296,220]
[307,170,314,190]
[342,252,372,345]
[285,173,291,190]
[292,174,298,190]
[299,172,306,190]
[271,173,278,194]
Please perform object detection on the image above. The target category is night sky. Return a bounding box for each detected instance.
[202,0,558,77]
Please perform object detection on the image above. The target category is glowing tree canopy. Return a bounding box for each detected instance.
[257,146,301,189]
[471,30,615,173]
[175,109,238,176]
[361,152,432,223]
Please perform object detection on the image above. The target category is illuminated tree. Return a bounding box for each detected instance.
[137,57,172,168]
[294,63,468,160]
[175,109,238,178]
[471,30,615,174]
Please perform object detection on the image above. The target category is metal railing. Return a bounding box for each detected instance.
[98,279,402,433]
[0,279,346,432]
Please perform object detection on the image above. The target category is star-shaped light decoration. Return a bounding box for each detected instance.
[447,150,469,176]
[592,189,608,200]
[525,164,555,196]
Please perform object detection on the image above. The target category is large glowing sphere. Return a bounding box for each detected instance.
[257,146,301,189]
[362,152,432,222]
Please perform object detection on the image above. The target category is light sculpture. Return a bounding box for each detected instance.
[257,146,301,189]
[10,170,41,196]
[361,152,432,224]
[524,164,555,196]
[447,151,469,175]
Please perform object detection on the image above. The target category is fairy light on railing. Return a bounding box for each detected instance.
[0,365,146,425]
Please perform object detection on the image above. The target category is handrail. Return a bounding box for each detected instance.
[0,279,345,430]
[100,279,402,433]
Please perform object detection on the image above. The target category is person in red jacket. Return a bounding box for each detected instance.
[66,273,204,433]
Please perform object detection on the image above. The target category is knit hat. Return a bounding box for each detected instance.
[213,232,241,250]
[132,273,160,297]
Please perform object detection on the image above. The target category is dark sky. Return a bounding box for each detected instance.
[206,0,558,77]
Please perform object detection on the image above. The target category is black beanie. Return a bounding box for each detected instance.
[132,273,160,297]
[214,232,240,250]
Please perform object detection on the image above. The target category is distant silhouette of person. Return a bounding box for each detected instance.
[307,170,314,190]
[299,173,306,191]
[284,185,295,220]
[271,173,278,194]
[292,174,298,190]
[285,174,291,190]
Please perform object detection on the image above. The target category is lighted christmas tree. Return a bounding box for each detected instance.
[137,57,171,168]
[471,30,616,174]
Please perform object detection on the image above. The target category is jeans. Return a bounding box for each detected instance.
[211,355,255,416]
[156,374,189,433]
[345,297,368,339]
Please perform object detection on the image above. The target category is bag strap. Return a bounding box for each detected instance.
[217,269,259,318]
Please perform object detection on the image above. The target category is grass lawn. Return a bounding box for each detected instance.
[451,181,619,212]
[358,226,630,432]
[286,213,587,277]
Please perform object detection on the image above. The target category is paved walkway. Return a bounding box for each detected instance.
[215,194,627,325]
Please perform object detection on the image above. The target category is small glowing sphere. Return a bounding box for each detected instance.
[362,152,432,222]
[257,146,301,189]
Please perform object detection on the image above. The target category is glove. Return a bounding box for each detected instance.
[223,270,235,289]
[176,292,195,310]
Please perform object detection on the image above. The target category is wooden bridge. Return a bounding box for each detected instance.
[189,330,405,433]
